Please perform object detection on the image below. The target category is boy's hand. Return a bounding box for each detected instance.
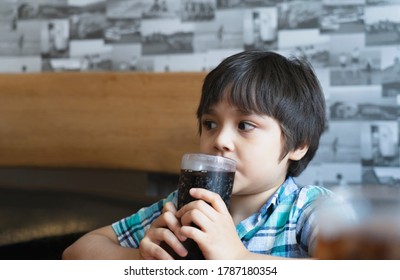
[176,188,248,260]
[139,202,188,260]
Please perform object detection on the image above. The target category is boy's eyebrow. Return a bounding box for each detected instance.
[235,108,255,116]
[203,107,255,116]
[202,108,216,115]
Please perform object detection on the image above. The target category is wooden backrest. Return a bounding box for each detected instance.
[0,72,205,174]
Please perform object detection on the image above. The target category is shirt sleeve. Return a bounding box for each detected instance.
[112,191,177,248]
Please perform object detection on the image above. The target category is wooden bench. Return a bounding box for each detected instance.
[0,72,205,173]
[0,72,206,259]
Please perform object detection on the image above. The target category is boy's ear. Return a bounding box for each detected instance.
[289,144,309,161]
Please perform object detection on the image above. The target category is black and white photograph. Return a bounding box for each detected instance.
[313,68,331,99]
[106,0,143,19]
[109,43,142,71]
[298,162,363,188]
[323,0,366,4]
[295,164,325,187]
[13,19,42,57]
[277,1,322,30]
[278,29,330,67]
[0,23,40,57]
[17,2,40,20]
[104,18,141,44]
[50,52,112,71]
[382,82,400,98]
[0,56,41,73]
[18,3,70,20]
[329,34,382,86]
[193,9,243,52]
[320,3,364,34]
[141,18,194,55]
[68,1,106,40]
[142,0,181,19]
[203,48,244,70]
[367,166,400,188]
[69,38,111,58]
[17,0,69,20]
[150,52,208,72]
[40,19,69,58]
[361,121,399,167]
[0,1,17,31]
[134,56,155,72]
[365,4,400,46]
[46,57,83,71]
[243,7,277,50]
[319,162,362,187]
[381,47,400,95]
[367,0,400,5]
[48,37,113,71]
[314,121,362,164]
[181,0,216,22]
[328,86,397,121]
[217,0,284,9]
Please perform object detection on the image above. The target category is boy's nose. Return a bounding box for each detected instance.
[213,128,235,153]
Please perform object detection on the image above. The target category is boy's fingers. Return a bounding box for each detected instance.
[180,188,228,214]
[164,211,186,241]
[154,228,188,258]
[162,201,177,214]
[150,208,186,242]
[179,226,206,249]
[158,229,188,258]
[162,238,188,259]
[141,228,187,259]
[140,240,171,260]
[140,239,173,260]
[152,204,178,228]
[179,207,212,230]
[177,203,211,221]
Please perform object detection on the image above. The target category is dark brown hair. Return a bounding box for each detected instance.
[197,51,326,177]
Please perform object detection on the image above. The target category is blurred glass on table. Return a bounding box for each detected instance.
[315,186,400,259]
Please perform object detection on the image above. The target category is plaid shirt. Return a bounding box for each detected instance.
[112,177,333,258]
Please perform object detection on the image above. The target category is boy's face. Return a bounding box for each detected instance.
[199,99,304,196]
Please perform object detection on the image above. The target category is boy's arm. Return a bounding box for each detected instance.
[62,225,142,260]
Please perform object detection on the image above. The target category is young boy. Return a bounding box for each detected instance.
[63,50,332,260]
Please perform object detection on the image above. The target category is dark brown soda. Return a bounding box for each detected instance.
[162,169,235,260]
[178,169,235,209]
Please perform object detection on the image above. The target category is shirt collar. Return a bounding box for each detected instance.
[236,176,299,239]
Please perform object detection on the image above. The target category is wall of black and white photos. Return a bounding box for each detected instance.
[1,0,400,189]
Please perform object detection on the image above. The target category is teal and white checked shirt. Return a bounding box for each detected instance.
[112,177,333,258]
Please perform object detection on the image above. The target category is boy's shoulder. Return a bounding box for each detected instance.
[298,184,334,198]
[279,177,334,207]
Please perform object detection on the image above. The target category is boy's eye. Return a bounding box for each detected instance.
[238,121,255,131]
[202,120,216,130]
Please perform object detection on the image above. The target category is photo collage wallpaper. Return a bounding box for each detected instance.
[1,0,400,189]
